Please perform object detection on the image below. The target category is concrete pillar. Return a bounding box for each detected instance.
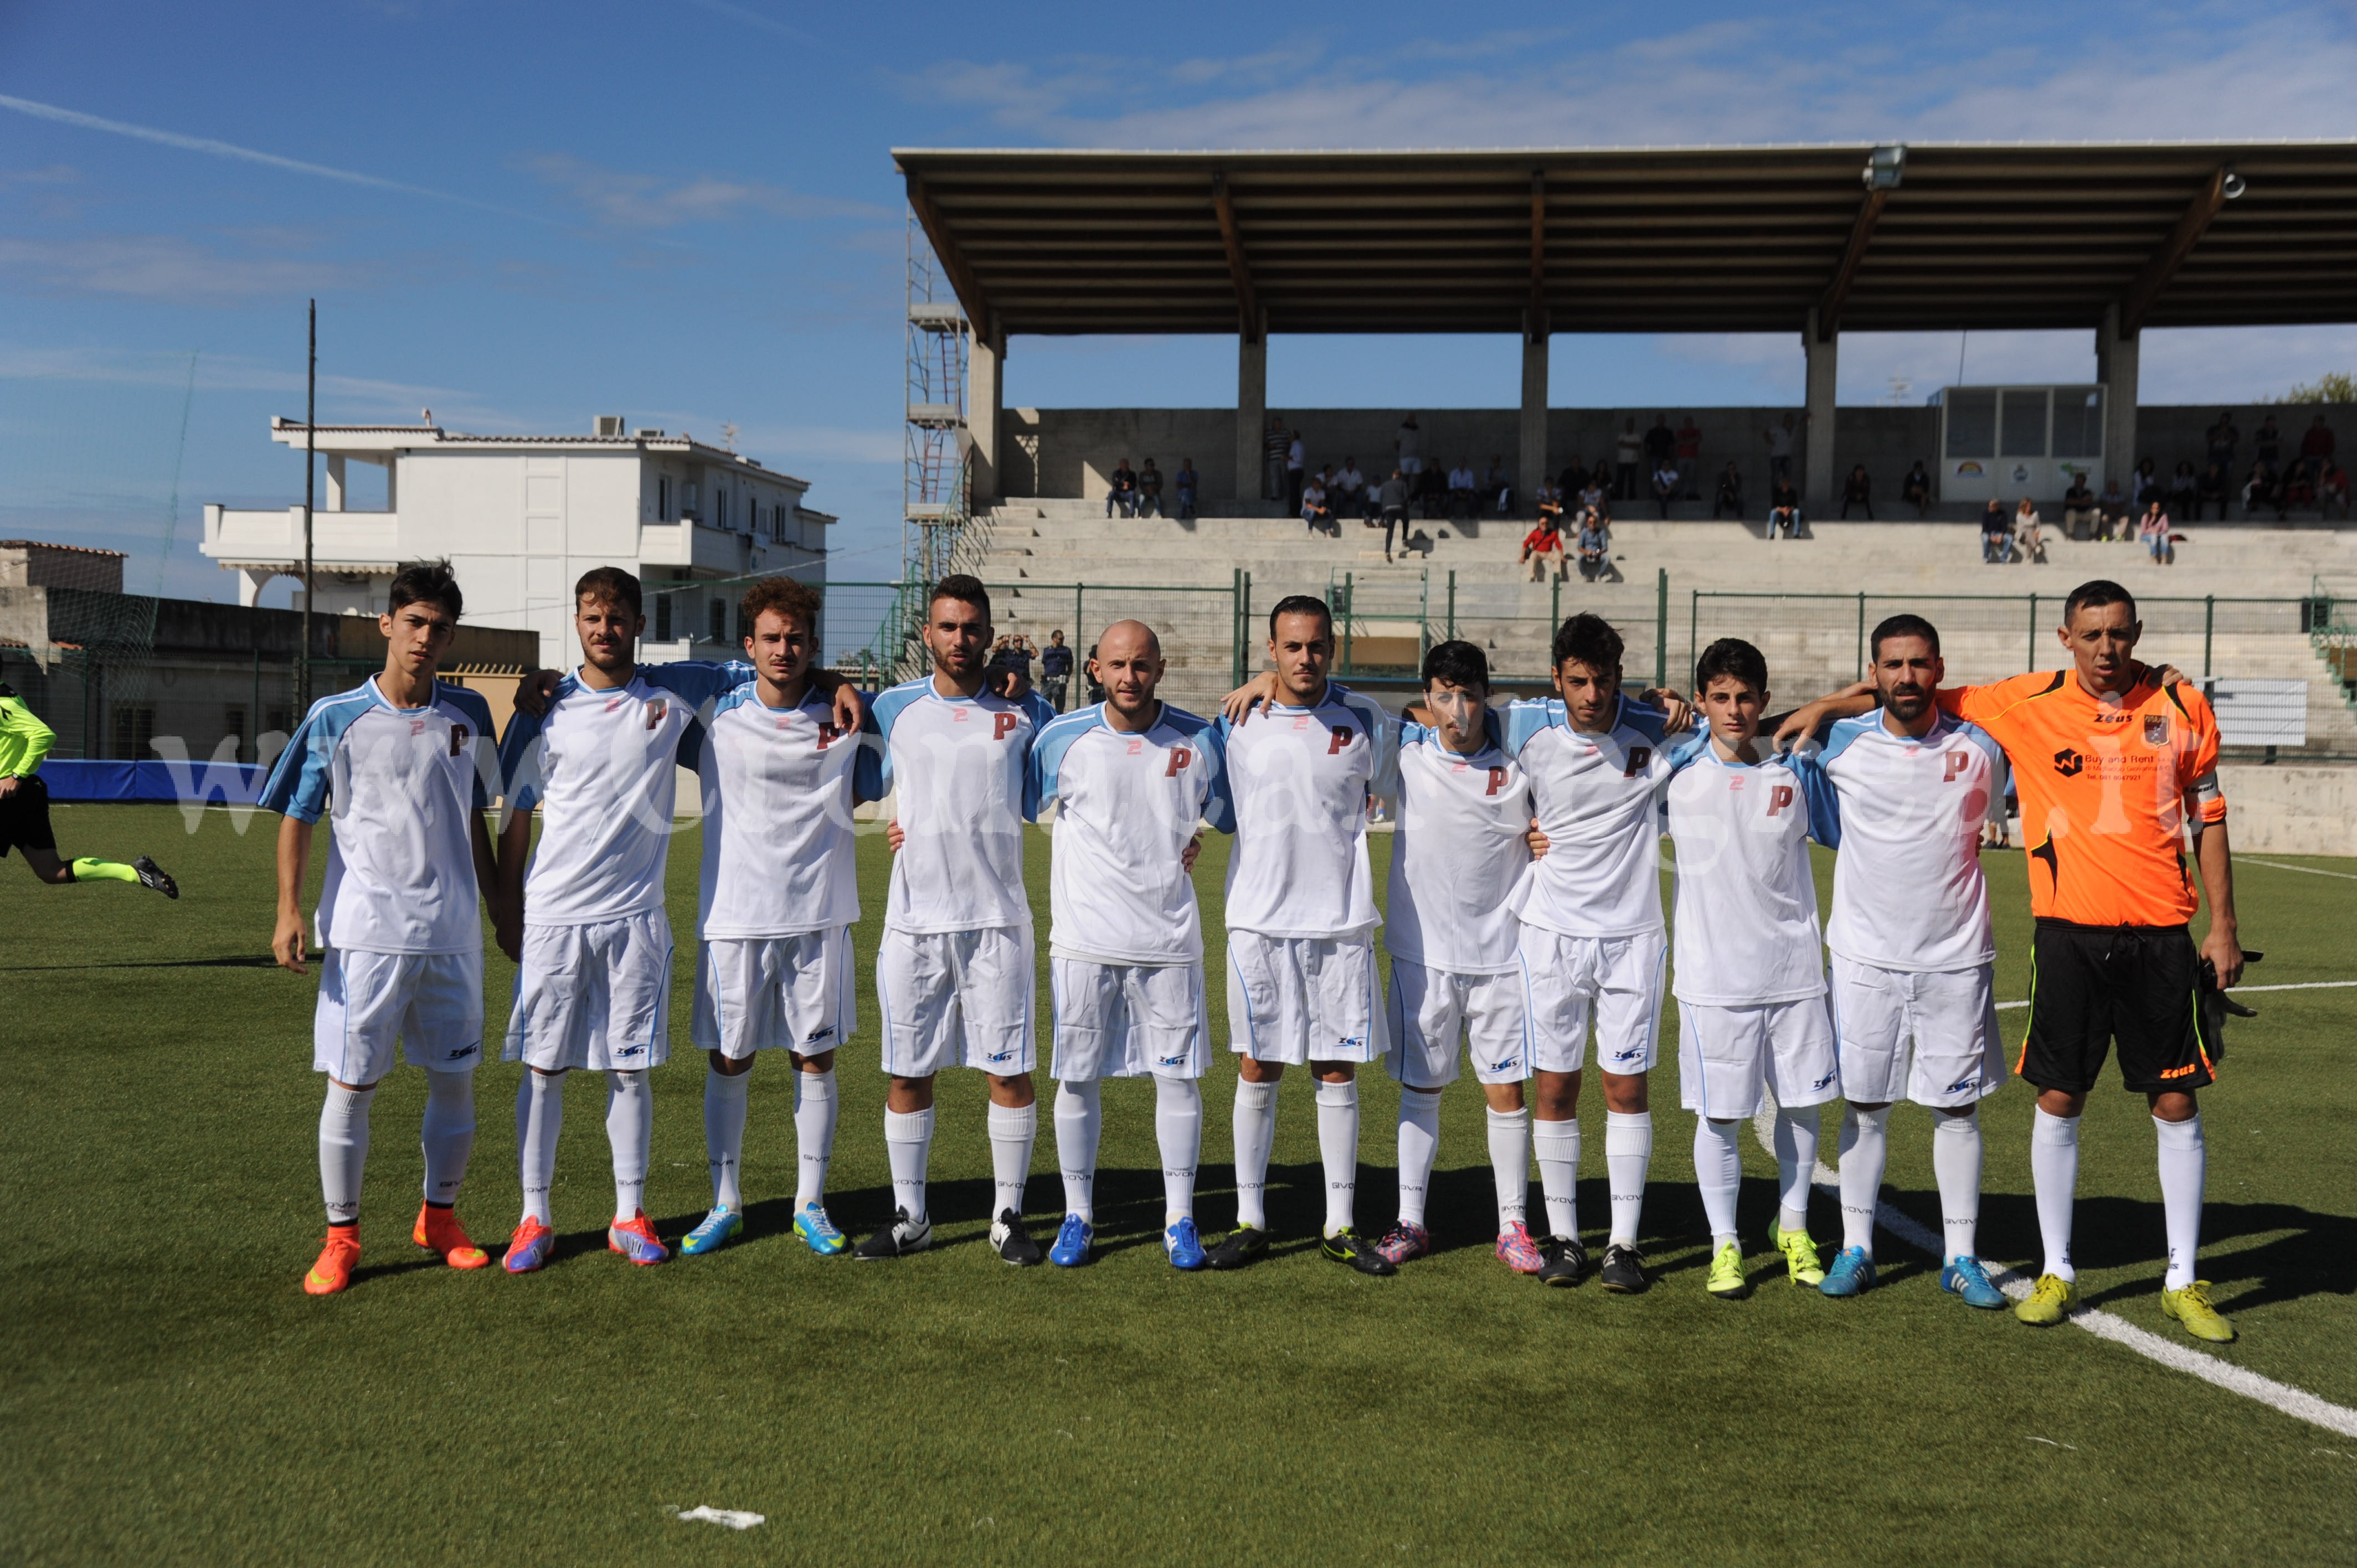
[967,323,1005,506]
[325,454,346,512]
[1519,324,1549,518]
[2096,302,2140,489]
[384,453,397,513]
[1236,329,1267,504]
[1803,308,1838,509]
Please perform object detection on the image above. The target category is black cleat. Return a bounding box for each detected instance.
[852,1206,932,1260]
[1537,1235,1589,1287]
[1320,1227,1397,1277]
[1598,1241,1649,1294]
[990,1208,1042,1266]
[133,855,178,899]
[1205,1224,1270,1271]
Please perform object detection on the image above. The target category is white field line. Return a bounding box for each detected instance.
[2241,857,2357,882]
[1993,979,2357,1012]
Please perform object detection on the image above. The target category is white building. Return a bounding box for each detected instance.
[202,416,833,667]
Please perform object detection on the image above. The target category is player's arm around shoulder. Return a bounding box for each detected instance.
[1771,679,1876,751]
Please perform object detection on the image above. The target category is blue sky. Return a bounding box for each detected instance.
[3,0,2354,604]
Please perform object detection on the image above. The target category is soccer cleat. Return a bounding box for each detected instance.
[991,1209,1043,1267]
[852,1207,932,1261]
[1819,1246,1877,1298]
[792,1203,849,1257]
[1205,1224,1268,1271]
[1049,1214,1095,1268]
[1494,1221,1545,1275]
[1941,1256,2008,1309]
[1769,1221,1826,1287]
[304,1227,360,1296]
[679,1206,742,1256]
[2014,1273,2080,1325]
[132,855,179,899]
[1165,1217,1207,1271]
[413,1203,490,1269]
[1598,1241,1649,1294]
[1537,1235,1589,1288]
[2160,1280,2236,1343]
[607,1210,669,1266]
[1321,1227,1397,1276]
[1375,1220,1432,1266]
[1706,1241,1749,1298]
[503,1216,554,1274]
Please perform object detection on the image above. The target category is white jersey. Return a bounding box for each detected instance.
[1817,710,2003,973]
[692,682,883,940]
[261,678,496,955]
[1504,694,1679,938]
[872,676,1056,935]
[1214,682,1399,940]
[1385,716,1531,973]
[1663,736,1840,1007]
[1030,702,1233,966]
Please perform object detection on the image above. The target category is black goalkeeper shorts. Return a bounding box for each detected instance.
[2020,918,2212,1095]
[0,772,57,858]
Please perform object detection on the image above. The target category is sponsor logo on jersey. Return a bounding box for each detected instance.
[1327,724,1355,754]
[2053,747,2086,776]
[1945,1074,1980,1094]
[2144,714,2169,745]
[446,1042,481,1061]
[1165,745,1193,776]
[2158,1060,2199,1079]
[1486,766,1508,795]
[1943,750,1970,782]
[1156,1051,1191,1067]
[1624,745,1653,777]
[1766,783,1795,815]
[994,713,1019,740]
[1812,1070,1838,1091]
[804,1024,836,1044]
[1336,1036,1365,1052]
[449,723,471,755]
[645,699,668,729]
[984,1048,1017,1063]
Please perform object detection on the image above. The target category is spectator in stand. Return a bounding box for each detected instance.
[1577,509,1613,581]
[1105,457,1139,518]
[1763,412,1797,482]
[1840,463,1874,520]
[1174,457,1198,521]
[1615,419,1644,499]
[1902,459,1932,517]
[1558,457,1588,502]
[1980,498,2011,564]
[2242,460,2285,520]
[1300,471,1334,535]
[1082,643,1105,705]
[1675,414,1704,498]
[2013,498,2047,565]
[1533,479,1562,523]
[2320,458,2351,519]
[2139,499,2175,565]
[2254,413,2283,475]
[2097,474,2128,538]
[1135,457,1164,518]
[1395,414,1425,481]
[1643,414,1676,486]
[2063,472,2101,539]
[1767,483,1803,541]
[1285,428,1306,515]
[1579,463,1611,522]
[1712,460,1746,519]
[1378,468,1410,563]
[2205,410,2240,477]
[1521,514,1564,581]
[1445,458,1479,520]
[2165,462,2198,529]
[2300,413,2335,487]
[1650,456,1681,519]
[1264,414,1289,502]
[1334,456,1366,515]
[1040,630,1074,713]
[2194,462,2229,521]
[1486,455,1514,515]
[2130,457,2161,512]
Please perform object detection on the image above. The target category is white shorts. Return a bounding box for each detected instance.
[692,927,857,1061]
[1516,926,1667,1077]
[877,925,1037,1077]
[1677,994,1841,1118]
[1829,956,2003,1108]
[1224,931,1387,1066]
[1049,958,1210,1081]
[313,947,484,1084]
[503,910,674,1073]
[1385,958,1527,1088]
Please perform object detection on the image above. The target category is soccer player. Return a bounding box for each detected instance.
[1778,580,2243,1341]
[1664,637,1842,1300]
[1805,615,2010,1308]
[261,562,499,1295]
[677,577,882,1260]
[0,683,178,898]
[860,575,1057,1265]
[1208,596,1399,1276]
[1028,619,1231,1269]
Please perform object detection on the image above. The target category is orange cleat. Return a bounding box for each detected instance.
[305,1227,361,1296]
[414,1203,491,1269]
[608,1209,670,1266]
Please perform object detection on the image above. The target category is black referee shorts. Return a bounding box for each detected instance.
[0,772,58,859]
[2020,918,2213,1096]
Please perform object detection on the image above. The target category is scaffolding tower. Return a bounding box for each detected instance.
[885,216,970,675]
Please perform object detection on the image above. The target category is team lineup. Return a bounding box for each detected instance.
[266,556,2246,1343]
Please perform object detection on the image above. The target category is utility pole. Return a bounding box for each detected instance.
[300,299,316,710]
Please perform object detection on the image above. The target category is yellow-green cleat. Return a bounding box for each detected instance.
[1768,1221,1825,1287]
[2160,1280,2236,1343]
[1706,1240,1749,1299]
[2014,1272,2080,1325]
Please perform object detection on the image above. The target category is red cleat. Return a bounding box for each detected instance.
[414,1203,491,1269]
[305,1227,361,1296]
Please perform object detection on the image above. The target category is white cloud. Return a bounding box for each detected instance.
[516,153,893,230]
[0,235,374,302]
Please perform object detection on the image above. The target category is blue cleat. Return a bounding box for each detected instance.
[792,1203,849,1257]
[1941,1255,2009,1309]
[1819,1245,1877,1297]
[1049,1214,1094,1267]
[680,1206,742,1257]
[503,1217,554,1275]
[1166,1216,1207,1271]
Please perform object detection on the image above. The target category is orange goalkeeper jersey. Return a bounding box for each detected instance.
[1938,668,2227,927]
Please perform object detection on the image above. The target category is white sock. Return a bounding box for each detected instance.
[1534,1116,1581,1240]
[792,1067,837,1209]
[1315,1079,1360,1236]
[1487,1106,1531,1229]
[1837,1104,1891,1257]
[318,1082,376,1225]
[1155,1076,1202,1224]
[1695,1118,1742,1245]
[704,1066,749,1210]
[1932,1108,1983,1261]
[605,1069,652,1220]
[1603,1110,1651,1245]
[1054,1080,1103,1222]
[516,1070,565,1225]
[2155,1113,2206,1291]
[1395,1088,1442,1229]
[988,1100,1037,1221]
[884,1106,933,1224]
[1773,1105,1820,1237]
[419,1070,474,1208]
[2030,1107,2080,1282]
[1232,1079,1278,1231]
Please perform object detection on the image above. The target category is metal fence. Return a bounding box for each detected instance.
[823,576,1250,690]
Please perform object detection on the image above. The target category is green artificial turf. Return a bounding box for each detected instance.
[3,806,2353,1566]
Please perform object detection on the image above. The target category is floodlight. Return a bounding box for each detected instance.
[1862,144,1906,191]
[2221,169,2247,200]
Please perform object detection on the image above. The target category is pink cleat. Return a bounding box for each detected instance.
[1495,1221,1546,1274]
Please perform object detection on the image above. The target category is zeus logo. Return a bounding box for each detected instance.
[1946,1075,1980,1094]
[1166,746,1193,776]
[1812,1070,1837,1090]
[1624,745,1652,777]
[994,713,1019,740]
[1765,783,1795,816]
[1485,766,1507,796]
[1943,751,1970,782]
[448,723,470,756]
[1327,724,1355,754]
